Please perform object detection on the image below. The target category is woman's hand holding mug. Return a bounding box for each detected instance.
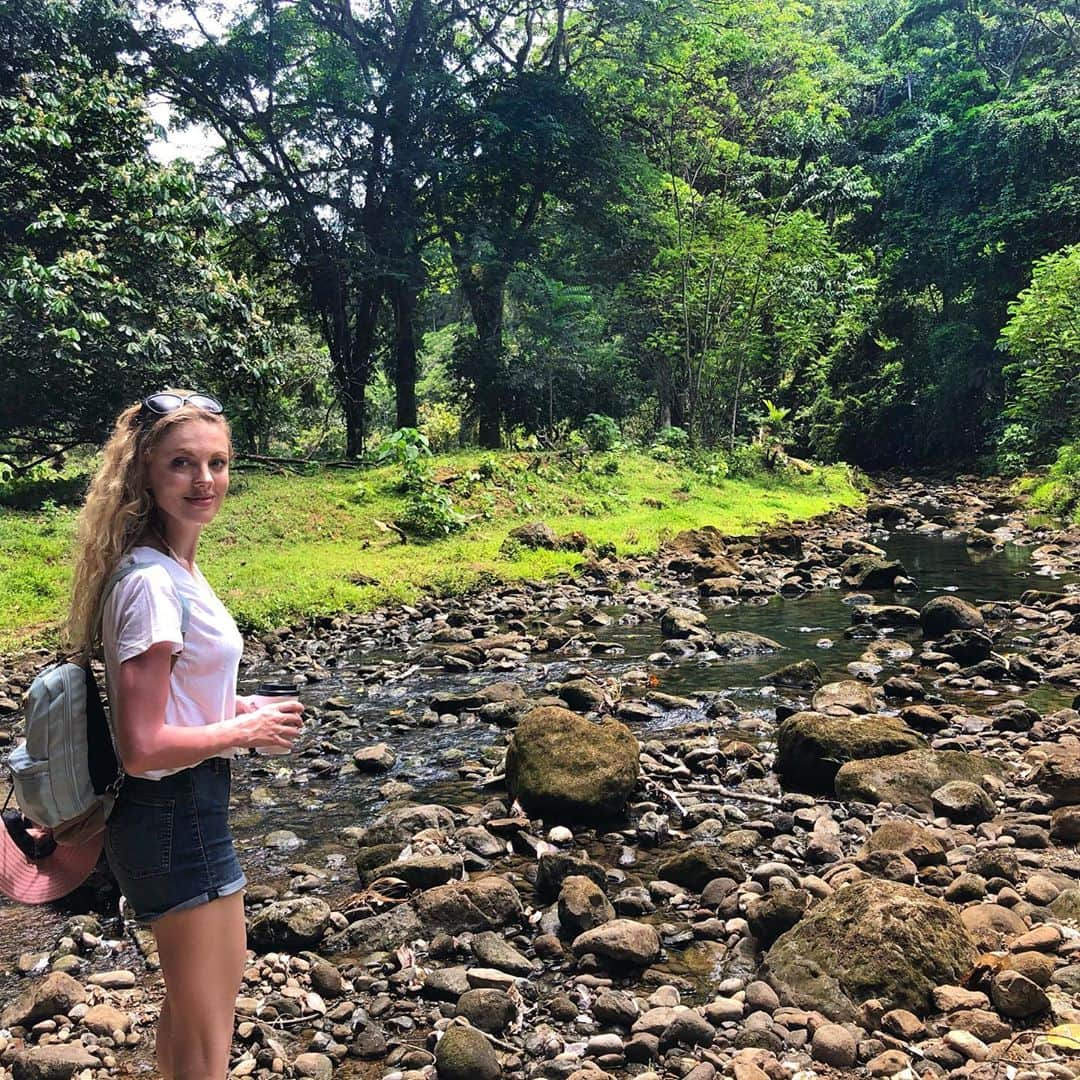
[240,683,304,754]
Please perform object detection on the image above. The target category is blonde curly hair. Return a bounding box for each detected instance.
[66,393,231,656]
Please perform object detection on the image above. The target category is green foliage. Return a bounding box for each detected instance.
[725,442,776,478]
[419,403,462,454]
[0,459,90,510]
[1000,244,1080,463]
[374,428,467,538]
[823,3,1080,466]
[0,0,265,463]
[374,428,433,489]
[582,415,621,452]
[651,427,692,460]
[400,484,469,539]
[1030,443,1080,521]
[4,0,1078,473]
[994,424,1036,477]
[761,400,792,432]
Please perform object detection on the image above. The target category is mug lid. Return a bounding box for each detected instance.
[255,682,300,695]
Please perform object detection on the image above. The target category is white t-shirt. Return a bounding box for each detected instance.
[102,546,243,780]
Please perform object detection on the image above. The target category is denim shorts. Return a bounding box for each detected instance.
[105,757,246,924]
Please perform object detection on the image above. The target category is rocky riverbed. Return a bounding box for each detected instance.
[2,476,1080,1080]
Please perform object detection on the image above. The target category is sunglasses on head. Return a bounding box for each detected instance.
[138,392,224,424]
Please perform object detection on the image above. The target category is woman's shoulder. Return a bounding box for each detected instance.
[119,549,179,583]
[108,553,182,609]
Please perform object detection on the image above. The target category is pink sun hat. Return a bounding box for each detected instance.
[0,809,103,904]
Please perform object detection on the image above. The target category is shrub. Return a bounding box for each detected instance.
[1031,442,1080,520]
[724,442,774,477]
[418,402,462,453]
[374,428,432,489]
[699,458,728,485]
[402,484,468,538]
[0,463,90,509]
[1000,245,1080,459]
[995,423,1036,476]
[582,413,621,451]
[650,426,691,461]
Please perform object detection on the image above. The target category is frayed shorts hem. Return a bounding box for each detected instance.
[136,873,247,926]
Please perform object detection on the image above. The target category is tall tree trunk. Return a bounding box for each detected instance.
[311,263,381,458]
[389,280,419,430]
[343,283,382,457]
[460,269,508,449]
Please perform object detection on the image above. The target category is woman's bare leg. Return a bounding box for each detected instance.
[157,994,174,1079]
[152,892,247,1079]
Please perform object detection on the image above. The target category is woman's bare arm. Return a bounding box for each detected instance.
[113,643,302,774]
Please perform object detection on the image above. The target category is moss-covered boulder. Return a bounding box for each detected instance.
[434,1023,500,1080]
[812,680,876,715]
[861,820,946,868]
[840,555,907,589]
[505,707,640,821]
[776,712,925,793]
[761,660,822,690]
[760,879,976,1021]
[656,845,744,892]
[921,596,985,637]
[834,749,1000,813]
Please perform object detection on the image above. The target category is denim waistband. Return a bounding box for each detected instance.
[122,755,230,791]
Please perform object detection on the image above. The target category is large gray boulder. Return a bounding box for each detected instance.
[571,919,662,968]
[361,804,456,845]
[834,749,1000,813]
[1,972,86,1029]
[417,876,523,934]
[712,631,784,657]
[12,1045,101,1080]
[860,820,946,868]
[435,1024,500,1080]
[812,680,876,714]
[660,606,709,639]
[558,875,615,933]
[776,712,925,793]
[322,904,423,955]
[840,555,907,590]
[362,854,463,889]
[760,879,976,1021]
[656,846,744,892]
[1033,747,1080,804]
[761,660,822,689]
[248,898,332,952]
[921,596,985,637]
[505,706,640,821]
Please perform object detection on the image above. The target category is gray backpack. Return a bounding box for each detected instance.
[6,560,189,842]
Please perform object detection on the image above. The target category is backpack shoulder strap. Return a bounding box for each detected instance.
[95,559,190,650]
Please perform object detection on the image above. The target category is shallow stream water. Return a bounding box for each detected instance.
[0,527,1075,1001]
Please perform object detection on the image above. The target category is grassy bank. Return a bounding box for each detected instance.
[0,451,861,652]
[1022,442,1080,524]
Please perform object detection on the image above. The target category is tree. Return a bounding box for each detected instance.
[437,70,612,446]
[0,0,262,466]
[600,0,872,444]
[826,0,1080,464]
[999,244,1080,462]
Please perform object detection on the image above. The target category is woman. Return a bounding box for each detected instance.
[67,391,303,1080]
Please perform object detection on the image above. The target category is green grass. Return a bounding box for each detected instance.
[0,450,861,653]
